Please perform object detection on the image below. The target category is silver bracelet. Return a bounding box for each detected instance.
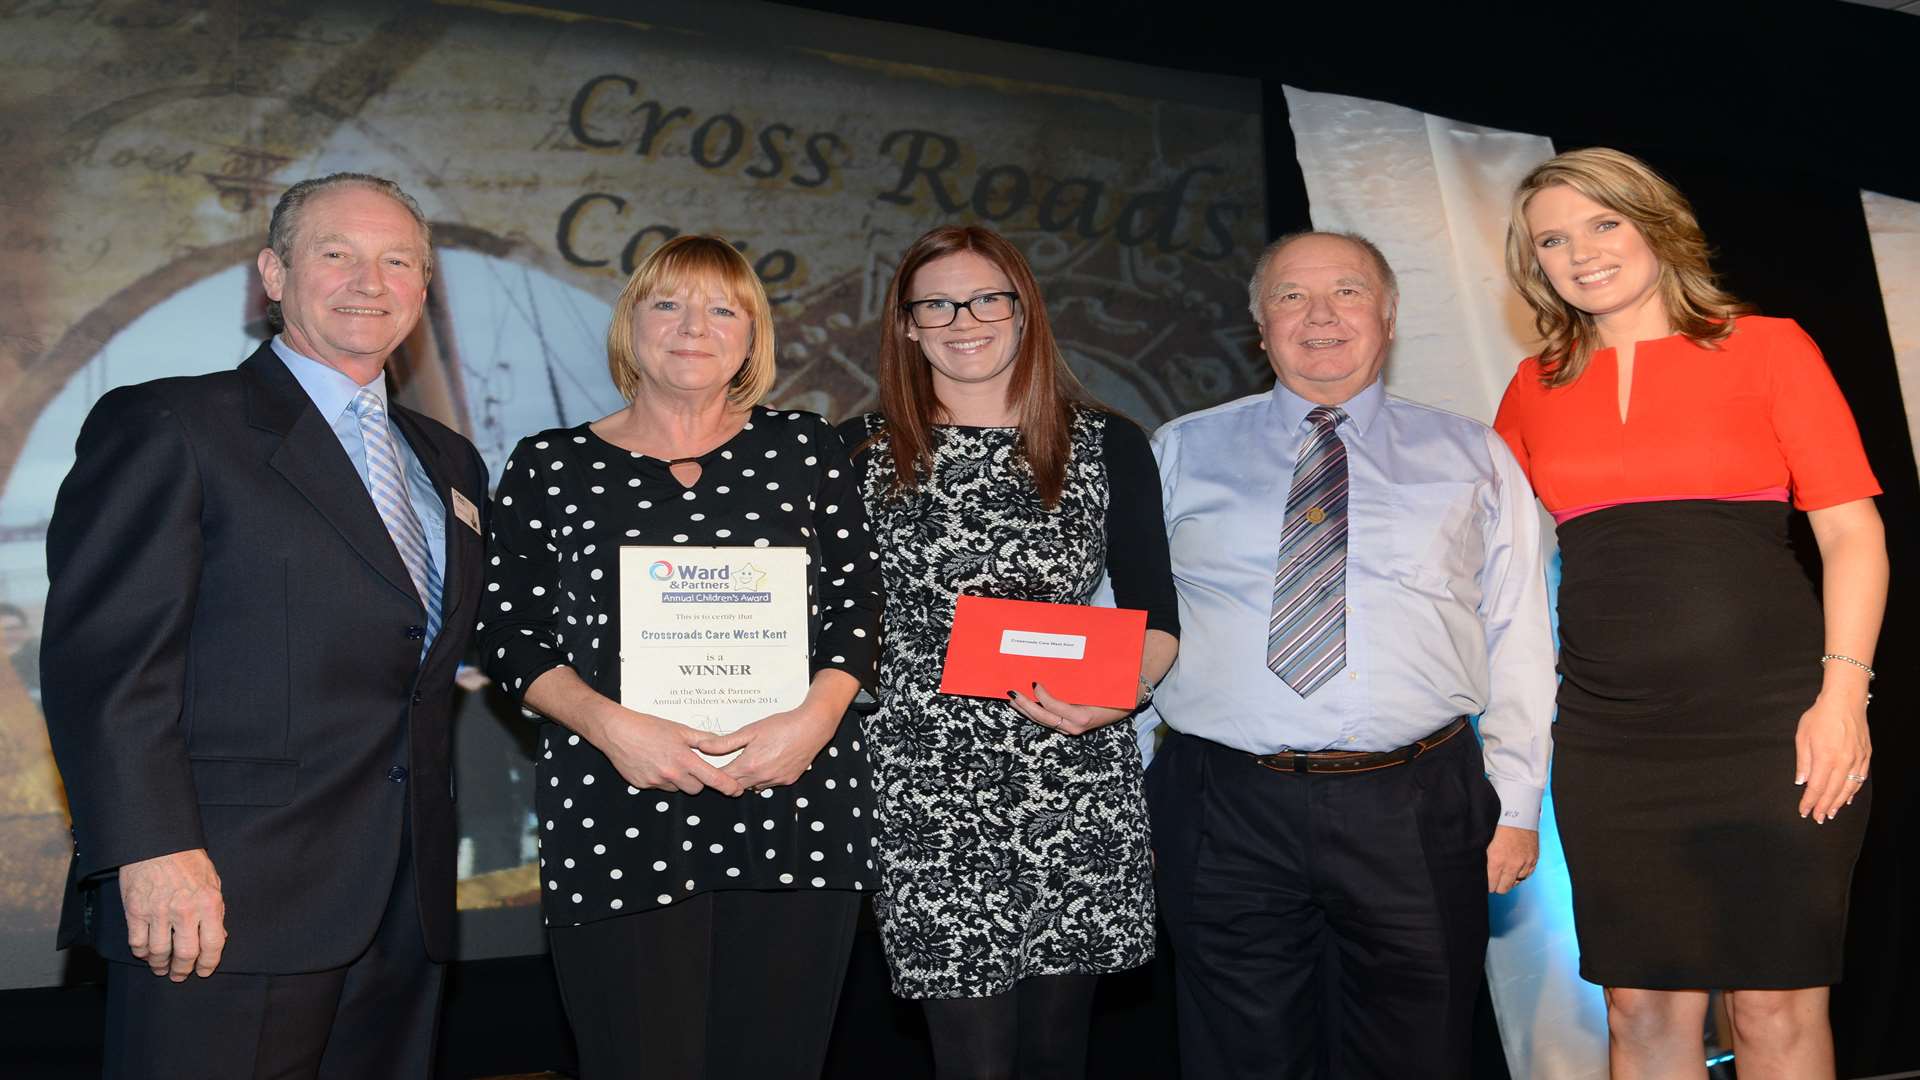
[1820,653,1876,680]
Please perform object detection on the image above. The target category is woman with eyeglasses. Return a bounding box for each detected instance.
[838,225,1178,1080]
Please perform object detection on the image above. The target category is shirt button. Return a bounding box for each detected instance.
[1348,671,1358,680]
[387,766,408,783]
[411,691,424,705]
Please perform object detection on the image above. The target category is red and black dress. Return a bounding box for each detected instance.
[1495,316,1880,989]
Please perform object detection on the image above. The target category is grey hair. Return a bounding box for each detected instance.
[1247,230,1399,321]
[264,173,432,331]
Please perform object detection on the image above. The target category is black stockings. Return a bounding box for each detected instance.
[921,974,1099,1080]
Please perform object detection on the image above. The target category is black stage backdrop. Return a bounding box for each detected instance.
[3,1,1914,1077]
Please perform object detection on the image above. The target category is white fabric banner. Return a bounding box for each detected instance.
[1862,190,1920,477]
[1284,84,1610,1079]
[1282,86,1551,422]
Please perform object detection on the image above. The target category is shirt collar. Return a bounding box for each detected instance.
[1269,376,1385,437]
[271,335,387,423]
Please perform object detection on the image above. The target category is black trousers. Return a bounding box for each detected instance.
[1148,726,1498,1080]
[102,819,443,1080]
[547,888,862,1080]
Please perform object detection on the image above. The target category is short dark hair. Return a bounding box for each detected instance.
[264,173,432,331]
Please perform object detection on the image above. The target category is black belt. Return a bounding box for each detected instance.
[1250,716,1469,776]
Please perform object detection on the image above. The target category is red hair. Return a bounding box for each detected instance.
[873,226,1090,507]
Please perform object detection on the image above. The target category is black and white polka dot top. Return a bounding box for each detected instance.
[479,407,884,925]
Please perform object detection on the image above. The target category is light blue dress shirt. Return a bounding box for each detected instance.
[1145,378,1555,829]
[272,336,448,606]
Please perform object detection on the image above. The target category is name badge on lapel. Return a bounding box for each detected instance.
[450,488,482,536]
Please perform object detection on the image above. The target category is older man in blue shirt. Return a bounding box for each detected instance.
[1145,231,1555,1080]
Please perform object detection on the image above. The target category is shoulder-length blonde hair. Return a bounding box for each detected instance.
[606,235,776,407]
[1505,147,1749,387]
[872,225,1091,508]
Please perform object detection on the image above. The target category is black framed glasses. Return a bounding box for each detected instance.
[902,291,1020,328]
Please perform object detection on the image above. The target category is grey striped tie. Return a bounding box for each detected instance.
[351,387,441,646]
[1267,405,1348,695]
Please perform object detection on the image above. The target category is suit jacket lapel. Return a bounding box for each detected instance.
[389,407,469,647]
[241,344,423,608]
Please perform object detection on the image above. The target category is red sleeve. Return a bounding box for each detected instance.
[1492,363,1535,484]
[1764,319,1881,511]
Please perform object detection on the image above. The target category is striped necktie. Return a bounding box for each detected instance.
[1267,405,1348,696]
[351,387,442,646]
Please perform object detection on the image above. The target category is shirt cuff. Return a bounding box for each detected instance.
[1489,776,1544,831]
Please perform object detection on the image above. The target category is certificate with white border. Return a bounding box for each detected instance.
[619,546,811,764]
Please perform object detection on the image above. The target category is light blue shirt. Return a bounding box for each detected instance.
[1146,378,1555,829]
[272,336,448,611]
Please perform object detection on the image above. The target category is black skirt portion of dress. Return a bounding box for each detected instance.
[1552,500,1868,989]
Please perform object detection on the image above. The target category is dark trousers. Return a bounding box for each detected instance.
[547,888,862,1080]
[102,822,442,1080]
[1148,726,1498,1080]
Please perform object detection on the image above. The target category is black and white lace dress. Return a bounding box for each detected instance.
[840,407,1178,999]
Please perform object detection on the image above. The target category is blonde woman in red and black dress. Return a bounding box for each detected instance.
[1493,148,1887,1080]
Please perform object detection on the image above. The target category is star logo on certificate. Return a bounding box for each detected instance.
[734,562,768,590]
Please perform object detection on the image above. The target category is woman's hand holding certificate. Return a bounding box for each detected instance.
[525,667,746,798]
[587,705,743,796]
[695,669,861,789]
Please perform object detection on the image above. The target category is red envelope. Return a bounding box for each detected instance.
[939,595,1148,709]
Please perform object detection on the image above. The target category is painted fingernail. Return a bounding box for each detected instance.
[1007,690,1018,700]
[1031,681,1039,691]
[1795,774,1807,785]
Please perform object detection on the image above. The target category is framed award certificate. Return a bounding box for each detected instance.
[618,546,811,764]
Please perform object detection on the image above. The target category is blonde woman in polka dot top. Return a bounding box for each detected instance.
[478,236,883,1079]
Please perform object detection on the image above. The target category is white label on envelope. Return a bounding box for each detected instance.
[999,629,1087,660]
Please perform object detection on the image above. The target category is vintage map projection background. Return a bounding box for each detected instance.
[0,0,1265,984]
